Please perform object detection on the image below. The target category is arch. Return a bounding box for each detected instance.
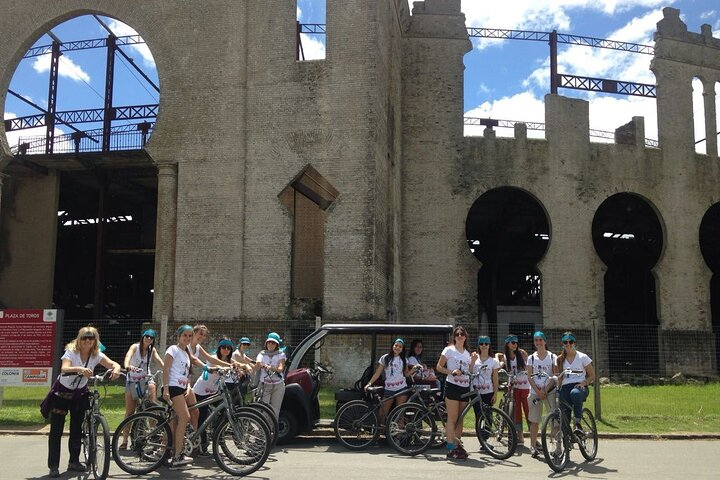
[592,192,664,375]
[692,77,706,154]
[465,186,551,344]
[2,11,161,161]
[699,202,720,371]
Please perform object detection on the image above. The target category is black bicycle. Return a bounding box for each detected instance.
[112,367,272,476]
[62,370,113,479]
[539,370,598,472]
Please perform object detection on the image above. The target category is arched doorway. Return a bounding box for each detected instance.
[465,187,550,345]
[699,202,720,373]
[592,192,663,374]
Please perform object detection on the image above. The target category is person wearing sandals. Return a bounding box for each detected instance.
[47,326,121,478]
[527,331,558,457]
[162,324,198,469]
[496,334,530,445]
[470,335,500,451]
[254,332,286,419]
[436,325,472,460]
[118,329,164,450]
[364,338,418,426]
[556,331,595,436]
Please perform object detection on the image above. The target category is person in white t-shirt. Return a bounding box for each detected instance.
[365,338,418,426]
[556,331,595,435]
[255,332,287,419]
[436,326,472,460]
[496,334,530,445]
[232,337,255,399]
[162,325,197,469]
[118,328,164,450]
[526,331,557,457]
[407,339,440,389]
[470,335,499,417]
[47,326,121,478]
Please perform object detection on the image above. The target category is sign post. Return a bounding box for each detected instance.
[0,309,63,388]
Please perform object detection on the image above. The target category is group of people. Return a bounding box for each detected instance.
[45,324,287,477]
[365,326,595,461]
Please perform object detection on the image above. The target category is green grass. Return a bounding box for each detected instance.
[2,383,719,434]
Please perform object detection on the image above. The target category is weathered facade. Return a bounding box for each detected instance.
[1,1,719,375]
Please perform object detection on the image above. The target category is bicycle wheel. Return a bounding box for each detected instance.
[386,403,436,456]
[212,410,271,476]
[248,401,279,447]
[112,412,172,475]
[577,407,598,461]
[430,402,447,448]
[334,400,380,450]
[476,406,517,460]
[541,411,569,473]
[89,414,110,479]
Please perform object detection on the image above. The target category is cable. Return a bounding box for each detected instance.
[115,53,158,102]
[58,53,104,102]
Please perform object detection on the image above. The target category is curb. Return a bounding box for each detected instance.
[3,427,718,440]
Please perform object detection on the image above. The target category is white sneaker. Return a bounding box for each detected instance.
[169,455,193,469]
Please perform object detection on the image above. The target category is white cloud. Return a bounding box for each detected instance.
[32,53,90,83]
[699,10,716,20]
[464,90,659,143]
[299,33,325,60]
[107,19,156,68]
[3,112,67,152]
[461,0,671,50]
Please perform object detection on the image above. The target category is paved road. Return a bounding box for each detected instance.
[3,435,718,479]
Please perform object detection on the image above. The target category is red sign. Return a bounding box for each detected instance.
[0,309,58,386]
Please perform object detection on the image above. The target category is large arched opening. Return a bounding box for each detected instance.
[1,14,160,359]
[592,192,663,374]
[465,187,550,346]
[700,202,720,372]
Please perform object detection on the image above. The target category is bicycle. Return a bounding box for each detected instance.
[497,368,516,427]
[333,382,422,450]
[386,367,517,459]
[385,382,446,456]
[112,367,272,476]
[62,370,113,480]
[539,369,598,473]
[116,369,166,449]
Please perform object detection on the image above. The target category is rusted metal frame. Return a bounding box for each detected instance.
[45,41,60,154]
[103,35,117,152]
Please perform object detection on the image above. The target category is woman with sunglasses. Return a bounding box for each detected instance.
[119,329,164,449]
[556,331,595,435]
[470,336,500,424]
[526,331,557,457]
[233,337,255,398]
[436,326,472,460]
[496,334,530,445]
[47,326,121,478]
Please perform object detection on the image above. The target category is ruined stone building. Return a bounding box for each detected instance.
[0,1,718,376]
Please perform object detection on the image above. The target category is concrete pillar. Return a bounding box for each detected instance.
[540,95,605,330]
[702,77,718,159]
[152,163,177,322]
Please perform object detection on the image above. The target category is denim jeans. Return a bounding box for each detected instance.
[559,383,588,422]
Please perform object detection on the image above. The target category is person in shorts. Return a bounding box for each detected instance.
[526,330,557,457]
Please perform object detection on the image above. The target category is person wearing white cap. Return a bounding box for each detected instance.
[254,332,286,419]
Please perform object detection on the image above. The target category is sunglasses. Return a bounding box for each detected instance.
[81,336,95,341]
[455,333,467,337]
[478,343,490,346]
[219,345,231,350]
[563,340,576,345]
[143,335,155,339]
[508,341,518,345]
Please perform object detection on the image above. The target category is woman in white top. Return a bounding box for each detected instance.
[526,331,558,457]
[162,324,198,468]
[365,338,417,426]
[119,329,164,449]
[436,325,472,460]
[496,334,530,445]
[556,331,595,433]
[232,337,255,398]
[470,335,500,415]
[47,326,121,478]
[254,332,286,419]
[407,339,440,389]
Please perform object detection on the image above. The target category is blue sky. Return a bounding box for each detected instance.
[4,1,719,151]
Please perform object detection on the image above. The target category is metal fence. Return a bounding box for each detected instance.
[59,318,719,386]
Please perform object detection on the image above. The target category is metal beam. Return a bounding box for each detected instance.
[46,41,60,154]
[103,35,117,152]
[5,104,158,131]
[557,73,656,98]
[23,35,146,59]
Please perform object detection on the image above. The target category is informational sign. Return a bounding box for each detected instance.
[0,309,61,387]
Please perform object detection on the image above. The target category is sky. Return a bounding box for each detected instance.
[3,1,719,152]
